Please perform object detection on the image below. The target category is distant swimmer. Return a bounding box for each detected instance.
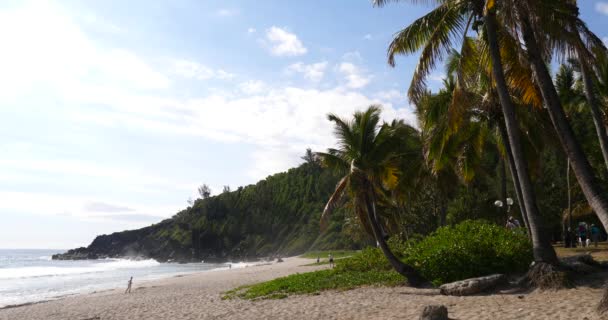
[125,276,133,294]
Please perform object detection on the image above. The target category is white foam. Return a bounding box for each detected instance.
[0,259,159,280]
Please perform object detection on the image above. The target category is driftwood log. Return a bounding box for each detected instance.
[439,274,506,296]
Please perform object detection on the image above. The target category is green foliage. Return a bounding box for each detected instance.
[223,268,403,300]
[300,250,357,259]
[402,220,532,285]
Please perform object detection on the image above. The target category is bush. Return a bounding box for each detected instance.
[402,220,532,285]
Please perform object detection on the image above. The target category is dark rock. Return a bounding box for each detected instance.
[420,305,448,320]
[439,274,506,296]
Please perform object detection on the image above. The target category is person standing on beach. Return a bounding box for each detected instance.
[591,224,601,247]
[125,277,133,294]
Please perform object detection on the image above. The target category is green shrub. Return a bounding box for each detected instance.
[402,220,532,285]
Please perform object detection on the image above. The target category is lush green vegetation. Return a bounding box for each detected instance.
[226,221,532,299]
[300,250,357,259]
[401,221,532,285]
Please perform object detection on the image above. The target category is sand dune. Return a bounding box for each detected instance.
[1,257,606,320]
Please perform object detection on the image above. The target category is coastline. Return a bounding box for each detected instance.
[1,256,606,320]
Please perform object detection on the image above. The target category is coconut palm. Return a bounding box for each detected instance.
[507,0,608,233]
[373,0,559,264]
[316,106,428,286]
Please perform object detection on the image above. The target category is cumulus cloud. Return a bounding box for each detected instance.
[216,8,238,17]
[338,62,371,89]
[171,59,234,81]
[265,26,307,56]
[84,201,134,213]
[247,27,256,34]
[596,2,608,15]
[286,61,328,82]
[239,80,267,94]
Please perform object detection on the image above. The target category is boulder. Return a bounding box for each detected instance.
[419,305,448,320]
[439,274,506,296]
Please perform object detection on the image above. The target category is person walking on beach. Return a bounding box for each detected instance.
[591,224,601,247]
[125,276,133,294]
[328,254,334,268]
[579,223,588,247]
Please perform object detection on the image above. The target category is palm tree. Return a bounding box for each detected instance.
[373,0,559,264]
[509,0,608,233]
[317,106,428,286]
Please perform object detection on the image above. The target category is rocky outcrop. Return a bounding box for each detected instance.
[52,247,100,260]
[439,274,506,296]
[52,162,360,263]
[419,305,448,320]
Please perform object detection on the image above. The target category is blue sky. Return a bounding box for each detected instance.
[1,1,607,249]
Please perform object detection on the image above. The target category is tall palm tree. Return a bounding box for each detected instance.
[317,106,428,286]
[509,0,608,232]
[374,0,559,264]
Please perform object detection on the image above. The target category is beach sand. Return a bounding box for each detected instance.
[1,256,606,320]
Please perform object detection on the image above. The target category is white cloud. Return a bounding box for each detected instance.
[363,34,373,40]
[239,80,267,94]
[375,89,403,101]
[171,59,234,81]
[338,62,371,89]
[604,37,608,46]
[0,191,178,222]
[286,61,328,82]
[429,73,446,82]
[342,51,363,62]
[216,8,238,17]
[265,26,307,56]
[0,1,169,98]
[596,2,608,15]
[248,27,256,34]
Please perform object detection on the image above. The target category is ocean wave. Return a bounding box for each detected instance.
[0,259,160,280]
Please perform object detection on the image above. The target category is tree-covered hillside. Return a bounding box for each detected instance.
[54,160,363,262]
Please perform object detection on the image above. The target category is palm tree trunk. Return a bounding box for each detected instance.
[499,157,508,220]
[518,15,608,233]
[579,58,608,171]
[485,9,558,264]
[364,185,427,287]
[497,121,531,236]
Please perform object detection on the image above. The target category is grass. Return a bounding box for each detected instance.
[554,242,608,261]
[222,269,403,300]
[299,250,358,259]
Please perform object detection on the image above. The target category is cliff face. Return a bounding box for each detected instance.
[53,162,360,262]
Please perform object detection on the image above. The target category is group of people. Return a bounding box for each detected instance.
[566,222,601,248]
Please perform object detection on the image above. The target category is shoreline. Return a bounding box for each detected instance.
[0,258,275,310]
[1,257,606,320]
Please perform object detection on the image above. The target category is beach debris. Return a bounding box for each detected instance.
[439,274,506,296]
[419,305,448,320]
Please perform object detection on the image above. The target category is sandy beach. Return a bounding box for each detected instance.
[1,256,606,320]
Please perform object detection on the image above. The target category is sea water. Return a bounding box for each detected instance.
[0,249,250,308]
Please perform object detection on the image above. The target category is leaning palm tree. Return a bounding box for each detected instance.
[317,105,428,286]
[373,0,559,265]
[508,0,608,233]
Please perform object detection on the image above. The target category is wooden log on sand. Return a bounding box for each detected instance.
[439,274,506,296]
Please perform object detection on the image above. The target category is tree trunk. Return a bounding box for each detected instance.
[485,9,558,264]
[499,157,508,220]
[580,58,608,171]
[364,185,427,287]
[497,121,531,236]
[518,15,608,233]
[567,159,573,230]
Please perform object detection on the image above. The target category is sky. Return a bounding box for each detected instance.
[1,1,607,249]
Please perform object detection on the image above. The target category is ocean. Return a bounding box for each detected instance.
[0,249,248,308]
